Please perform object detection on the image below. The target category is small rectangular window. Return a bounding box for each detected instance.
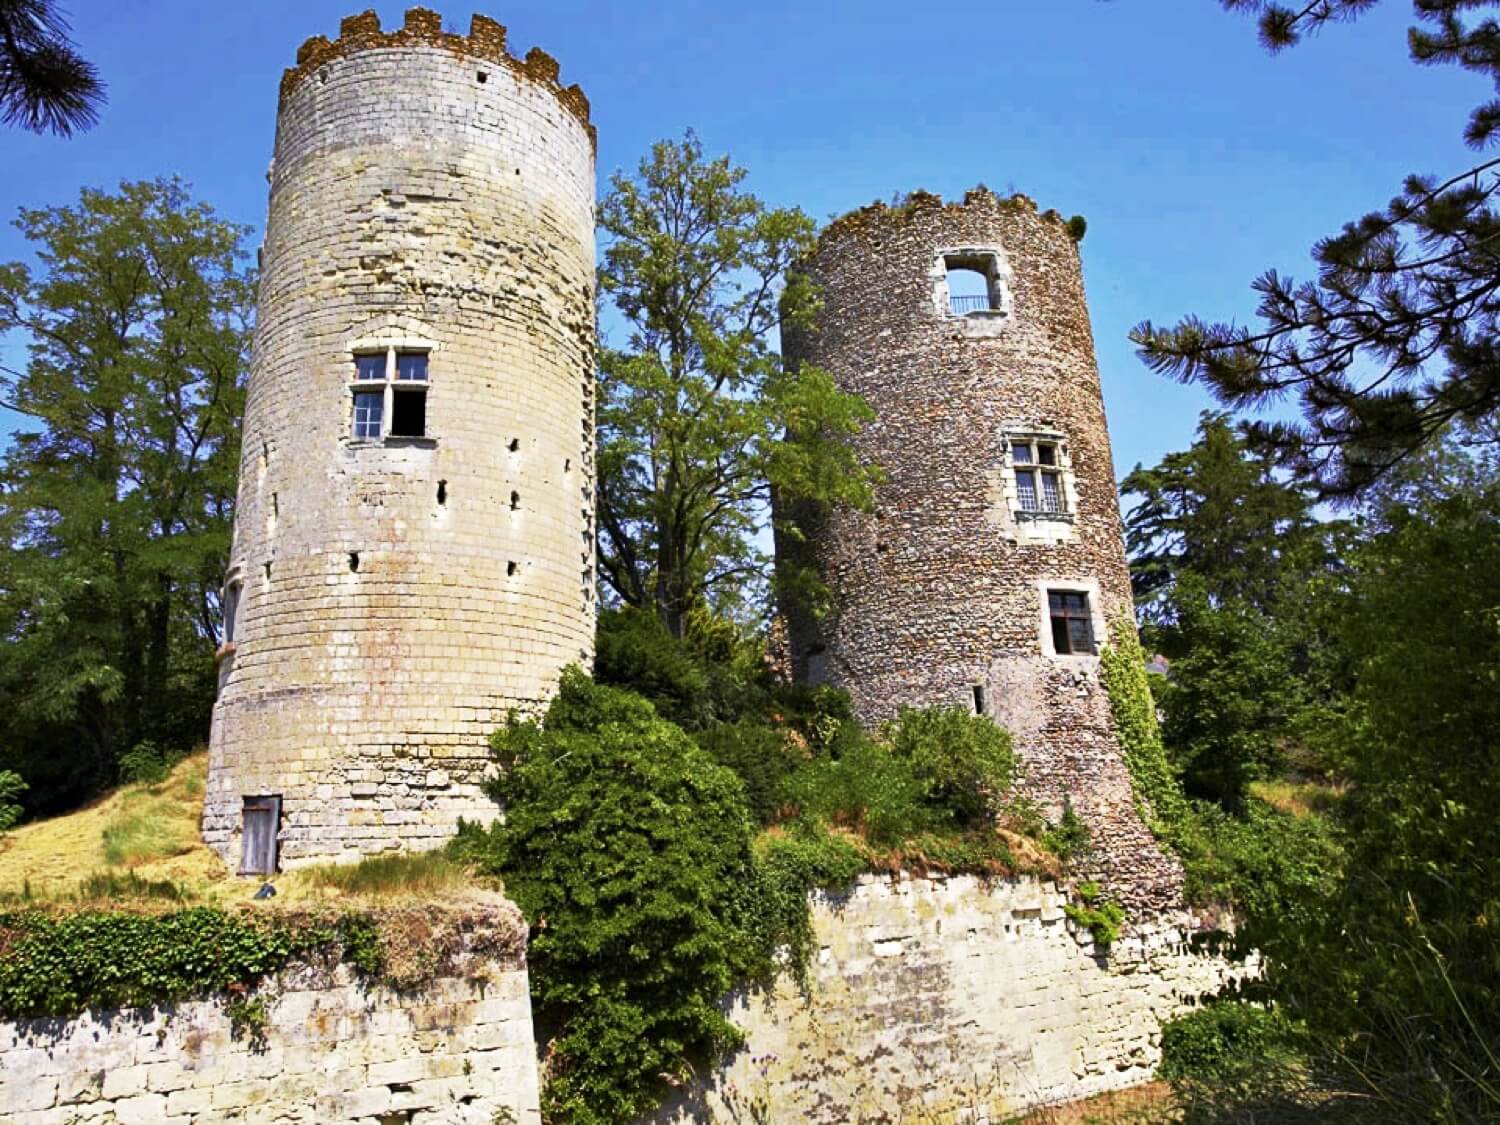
[240,795,281,875]
[972,685,986,715]
[1016,470,1039,512]
[1011,438,1067,516]
[395,352,428,381]
[353,390,383,439]
[355,354,385,381]
[1041,472,1061,512]
[1048,591,1095,655]
[390,388,426,438]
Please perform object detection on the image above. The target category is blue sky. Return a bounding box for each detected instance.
[0,0,1485,481]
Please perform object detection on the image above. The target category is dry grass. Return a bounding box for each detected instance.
[0,755,491,909]
[1251,779,1346,819]
[1012,1081,1178,1123]
[296,852,472,900]
[0,752,227,901]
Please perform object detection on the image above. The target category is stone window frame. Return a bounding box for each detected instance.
[930,245,1013,337]
[1036,578,1107,664]
[344,332,441,447]
[219,563,244,652]
[996,428,1079,544]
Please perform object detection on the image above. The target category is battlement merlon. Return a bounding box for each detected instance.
[814,186,1076,252]
[279,8,595,148]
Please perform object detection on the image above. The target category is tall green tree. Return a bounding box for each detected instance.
[596,132,877,637]
[1122,414,1343,804]
[1265,467,1500,1118]
[0,0,103,136]
[0,177,252,811]
[1132,1,1500,496]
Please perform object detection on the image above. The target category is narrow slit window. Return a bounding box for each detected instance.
[972,685,986,715]
[1048,591,1096,655]
[222,581,242,644]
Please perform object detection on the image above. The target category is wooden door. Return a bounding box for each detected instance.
[240,795,281,875]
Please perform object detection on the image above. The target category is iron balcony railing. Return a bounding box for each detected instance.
[949,294,994,315]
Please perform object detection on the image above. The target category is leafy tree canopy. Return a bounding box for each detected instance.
[1122,415,1347,805]
[1133,1,1500,497]
[0,177,252,811]
[596,132,877,636]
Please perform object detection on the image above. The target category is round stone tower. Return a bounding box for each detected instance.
[204,9,596,870]
[778,189,1180,907]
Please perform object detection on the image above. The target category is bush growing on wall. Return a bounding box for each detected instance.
[461,668,798,1124]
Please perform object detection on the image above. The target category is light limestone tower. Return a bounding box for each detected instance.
[205,9,596,871]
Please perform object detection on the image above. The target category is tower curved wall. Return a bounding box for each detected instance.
[205,9,596,867]
[778,189,1180,907]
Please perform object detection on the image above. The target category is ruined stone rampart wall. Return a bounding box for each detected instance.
[778,190,1180,908]
[205,9,597,866]
[656,875,1248,1122]
[0,937,539,1124]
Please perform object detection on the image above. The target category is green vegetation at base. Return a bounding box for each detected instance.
[461,625,1079,1123]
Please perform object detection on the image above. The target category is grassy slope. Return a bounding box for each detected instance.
[0,754,480,907]
[0,753,225,899]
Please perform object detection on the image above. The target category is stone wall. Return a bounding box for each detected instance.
[775,188,1180,910]
[655,874,1249,1123]
[205,9,598,868]
[0,944,539,1125]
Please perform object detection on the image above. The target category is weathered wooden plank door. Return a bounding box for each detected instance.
[240,795,281,875]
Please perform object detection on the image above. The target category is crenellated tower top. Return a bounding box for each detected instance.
[280,8,594,147]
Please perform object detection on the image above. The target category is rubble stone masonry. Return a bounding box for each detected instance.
[778,189,1182,908]
[204,9,597,867]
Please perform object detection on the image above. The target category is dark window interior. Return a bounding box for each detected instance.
[972,684,986,715]
[240,795,281,875]
[390,388,427,437]
[1049,591,1096,655]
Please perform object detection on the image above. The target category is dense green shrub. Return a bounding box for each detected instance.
[117,741,177,785]
[592,607,717,729]
[882,705,1015,827]
[782,707,1015,846]
[694,719,803,825]
[465,668,786,1124]
[781,733,931,845]
[1159,1001,1301,1082]
[0,769,26,832]
[592,607,774,732]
